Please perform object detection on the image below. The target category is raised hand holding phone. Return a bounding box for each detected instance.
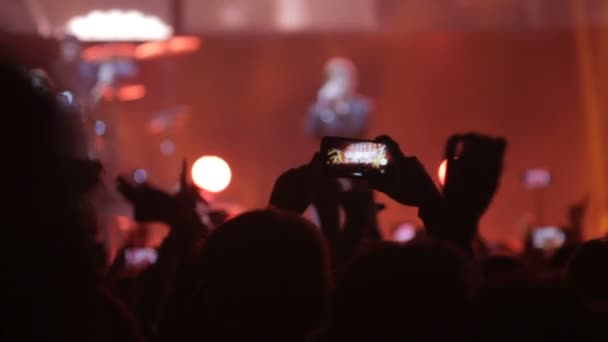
[367,135,441,208]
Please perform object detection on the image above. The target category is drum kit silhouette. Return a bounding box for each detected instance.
[79,36,201,179]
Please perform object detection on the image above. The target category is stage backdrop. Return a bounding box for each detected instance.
[117,31,604,243]
[5,31,605,243]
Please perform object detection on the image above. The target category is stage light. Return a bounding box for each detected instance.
[66,10,172,42]
[438,159,447,186]
[392,222,417,243]
[133,169,148,184]
[191,156,232,193]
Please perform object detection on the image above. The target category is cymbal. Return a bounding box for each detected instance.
[135,36,201,60]
[82,43,137,62]
[102,84,146,102]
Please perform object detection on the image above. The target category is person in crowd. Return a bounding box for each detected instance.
[164,210,331,342]
[0,57,141,341]
[4,52,608,342]
[327,241,476,341]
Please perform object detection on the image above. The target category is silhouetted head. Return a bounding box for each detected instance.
[1,58,103,278]
[566,239,608,303]
[482,254,530,286]
[475,279,586,342]
[328,240,477,341]
[550,243,580,270]
[0,58,109,340]
[189,209,330,341]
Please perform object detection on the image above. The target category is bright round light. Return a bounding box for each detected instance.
[191,156,232,193]
[438,159,448,186]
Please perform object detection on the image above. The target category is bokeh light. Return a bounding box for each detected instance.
[392,222,417,243]
[94,120,106,136]
[160,139,175,156]
[133,169,148,184]
[438,159,448,186]
[191,156,232,193]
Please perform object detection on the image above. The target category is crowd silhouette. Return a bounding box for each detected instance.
[2,56,608,341]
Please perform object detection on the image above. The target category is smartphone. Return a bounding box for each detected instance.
[321,136,391,178]
[531,226,566,250]
[124,247,158,268]
[522,168,551,189]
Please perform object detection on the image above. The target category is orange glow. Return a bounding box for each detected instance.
[135,36,201,60]
[438,159,448,186]
[118,84,146,101]
[82,43,136,62]
[134,41,166,60]
[191,156,232,193]
[103,84,146,102]
[169,36,201,53]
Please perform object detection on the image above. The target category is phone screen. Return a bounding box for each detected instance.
[532,226,566,250]
[321,136,391,178]
[522,168,551,189]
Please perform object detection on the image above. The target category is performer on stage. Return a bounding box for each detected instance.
[306,57,372,139]
[304,57,379,232]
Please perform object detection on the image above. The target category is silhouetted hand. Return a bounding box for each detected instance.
[442,133,506,222]
[175,160,207,209]
[340,182,382,244]
[567,196,588,243]
[371,135,441,207]
[117,177,178,223]
[117,159,206,224]
[269,153,322,214]
[568,197,589,227]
